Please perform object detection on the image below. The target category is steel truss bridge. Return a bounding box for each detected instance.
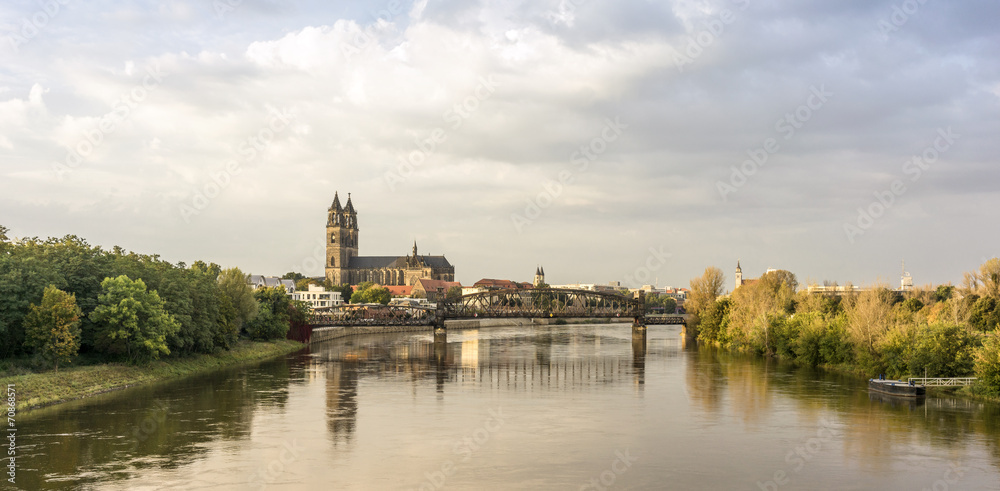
[309,288,686,329]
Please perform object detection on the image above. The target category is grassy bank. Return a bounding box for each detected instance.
[5,339,304,411]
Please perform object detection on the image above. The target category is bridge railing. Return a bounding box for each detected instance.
[443,288,643,320]
[906,377,977,386]
[311,304,436,327]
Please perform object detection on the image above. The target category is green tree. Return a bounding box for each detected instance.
[217,268,257,343]
[282,271,305,281]
[329,283,353,304]
[90,275,180,363]
[446,285,463,301]
[908,324,976,378]
[934,285,954,302]
[968,296,1000,331]
[245,286,291,340]
[352,285,391,305]
[974,332,1000,397]
[24,285,82,371]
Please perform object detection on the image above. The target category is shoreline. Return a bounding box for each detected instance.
[699,342,999,404]
[9,339,305,412]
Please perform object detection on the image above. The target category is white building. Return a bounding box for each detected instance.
[293,284,343,309]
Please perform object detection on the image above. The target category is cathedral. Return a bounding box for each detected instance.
[324,192,455,286]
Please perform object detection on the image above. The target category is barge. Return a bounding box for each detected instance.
[868,378,926,397]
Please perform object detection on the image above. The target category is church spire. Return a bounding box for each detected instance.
[331,191,342,211]
[412,240,418,257]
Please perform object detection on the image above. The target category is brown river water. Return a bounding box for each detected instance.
[11,323,1000,490]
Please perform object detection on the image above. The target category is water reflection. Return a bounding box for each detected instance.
[15,325,1000,489]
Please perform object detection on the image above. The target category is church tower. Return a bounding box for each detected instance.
[534,266,545,287]
[325,192,359,285]
[735,261,743,289]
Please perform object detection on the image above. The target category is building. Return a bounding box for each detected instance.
[293,284,343,309]
[248,275,296,293]
[324,192,455,286]
[735,262,778,290]
[411,278,462,301]
[473,278,529,290]
[534,266,545,287]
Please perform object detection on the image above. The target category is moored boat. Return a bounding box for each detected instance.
[868,378,926,397]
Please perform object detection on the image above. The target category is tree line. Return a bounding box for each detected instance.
[0,226,307,368]
[686,259,1000,397]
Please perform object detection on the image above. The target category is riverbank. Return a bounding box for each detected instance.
[7,339,305,411]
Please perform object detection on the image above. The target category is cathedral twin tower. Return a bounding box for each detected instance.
[324,192,455,287]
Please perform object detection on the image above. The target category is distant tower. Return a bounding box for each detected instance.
[534,266,545,287]
[900,260,913,291]
[735,261,743,289]
[325,192,359,285]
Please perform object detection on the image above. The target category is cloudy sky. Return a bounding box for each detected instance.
[1,0,997,291]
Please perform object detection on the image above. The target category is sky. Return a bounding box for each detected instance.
[1,0,998,292]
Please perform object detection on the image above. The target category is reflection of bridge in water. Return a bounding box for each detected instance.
[310,288,688,330]
[311,326,687,443]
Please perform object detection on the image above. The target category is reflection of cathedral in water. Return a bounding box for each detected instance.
[325,362,359,444]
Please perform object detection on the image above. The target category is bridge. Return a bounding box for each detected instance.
[309,288,686,331]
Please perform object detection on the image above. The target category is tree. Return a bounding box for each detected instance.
[282,271,305,281]
[217,268,257,342]
[688,266,725,315]
[976,258,1000,300]
[90,275,180,363]
[845,286,896,365]
[727,271,797,354]
[245,286,291,340]
[24,285,82,371]
[968,296,1000,331]
[330,283,353,304]
[974,332,1000,397]
[934,285,954,302]
[295,278,318,291]
[446,286,463,301]
[352,285,391,305]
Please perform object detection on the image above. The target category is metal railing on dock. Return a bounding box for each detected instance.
[906,377,977,387]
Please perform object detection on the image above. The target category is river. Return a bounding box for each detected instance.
[13,324,1000,490]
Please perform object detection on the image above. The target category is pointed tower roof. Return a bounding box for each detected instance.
[535,266,540,275]
[412,240,418,257]
[344,192,355,213]
[736,260,742,271]
[331,191,342,211]
[540,266,545,275]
